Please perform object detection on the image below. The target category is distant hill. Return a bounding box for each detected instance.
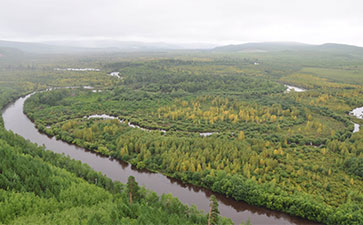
[0,40,119,54]
[2,40,363,55]
[0,47,24,59]
[213,42,312,52]
[0,40,216,54]
[212,42,363,54]
[315,43,363,53]
[44,40,217,51]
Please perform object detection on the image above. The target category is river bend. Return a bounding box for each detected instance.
[2,94,320,225]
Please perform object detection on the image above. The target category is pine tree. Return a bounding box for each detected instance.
[127,176,139,204]
[208,195,219,225]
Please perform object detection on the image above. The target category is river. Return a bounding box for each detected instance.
[284,85,306,93]
[2,94,321,225]
[350,106,363,133]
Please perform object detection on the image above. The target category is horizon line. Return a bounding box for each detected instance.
[1,38,362,49]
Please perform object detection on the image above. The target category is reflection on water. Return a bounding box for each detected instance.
[350,106,363,119]
[350,106,363,133]
[284,85,306,93]
[109,72,121,79]
[353,123,360,133]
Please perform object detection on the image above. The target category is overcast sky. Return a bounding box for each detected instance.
[1,0,362,46]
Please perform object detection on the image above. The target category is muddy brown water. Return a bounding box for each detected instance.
[2,94,320,225]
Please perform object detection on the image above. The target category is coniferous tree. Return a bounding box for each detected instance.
[127,176,139,204]
[208,195,219,225]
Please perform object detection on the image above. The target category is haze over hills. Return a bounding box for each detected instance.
[0,40,121,54]
[0,39,216,54]
[212,42,363,54]
[212,42,311,52]
[44,40,217,51]
[1,39,363,55]
[0,47,24,57]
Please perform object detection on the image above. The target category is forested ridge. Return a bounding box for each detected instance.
[24,53,363,224]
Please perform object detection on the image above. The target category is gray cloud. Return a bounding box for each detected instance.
[1,0,362,46]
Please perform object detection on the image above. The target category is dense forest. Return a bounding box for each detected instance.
[0,128,232,224]
[0,57,233,225]
[1,48,363,224]
[23,51,363,224]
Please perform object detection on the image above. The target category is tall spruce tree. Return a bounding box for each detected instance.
[208,195,219,225]
[127,176,139,204]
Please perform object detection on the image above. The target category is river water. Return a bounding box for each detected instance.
[350,106,363,133]
[2,94,321,225]
[284,85,306,93]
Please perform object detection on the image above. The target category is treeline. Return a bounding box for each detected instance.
[118,61,285,96]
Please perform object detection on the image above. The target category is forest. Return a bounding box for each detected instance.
[1,48,363,224]
[0,56,233,225]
